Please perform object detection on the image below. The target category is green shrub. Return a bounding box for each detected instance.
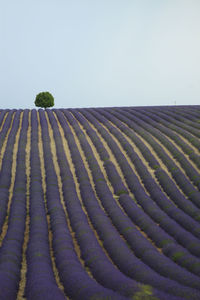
[34,91,54,109]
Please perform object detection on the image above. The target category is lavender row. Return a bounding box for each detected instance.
[146,107,200,138]
[92,108,200,223]
[0,111,21,235]
[0,110,28,299]
[107,108,200,208]
[142,107,200,150]
[39,109,126,300]
[50,109,158,299]
[70,110,200,275]
[118,193,200,277]
[62,109,200,294]
[76,110,199,264]
[0,109,9,129]
[59,109,199,299]
[133,108,200,167]
[128,106,200,164]
[154,106,199,123]
[81,108,200,258]
[25,109,66,300]
[116,108,200,191]
[67,109,128,196]
[92,108,200,230]
[0,110,13,152]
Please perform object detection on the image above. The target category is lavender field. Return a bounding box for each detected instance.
[0,106,200,300]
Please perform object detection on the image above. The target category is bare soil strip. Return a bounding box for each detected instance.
[0,112,16,172]
[17,111,31,300]
[111,117,199,198]
[177,132,200,155]
[65,115,109,215]
[73,114,130,196]
[58,111,126,268]
[0,111,23,247]
[0,111,8,132]
[143,128,199,191]
[37,112,66,296]
[67,111,163,257]
[105,119,181,207]
[84,114,152,198]
[155,129,200,174]
[54,112,116,271]
[75,113,162,252]
[46,112,83,268]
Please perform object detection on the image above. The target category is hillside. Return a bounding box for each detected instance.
[0,106,200,300]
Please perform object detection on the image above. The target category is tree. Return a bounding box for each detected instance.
[34,91,54,109]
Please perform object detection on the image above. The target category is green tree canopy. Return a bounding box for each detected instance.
[34,91,54,109]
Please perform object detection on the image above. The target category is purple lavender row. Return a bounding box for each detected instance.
[0,110,21,235]
[117,108,200,191]
[71,109,200,276]
[0,110,28,299]
[82,108,200,258]
[132,106,200,121]
[154,106,200,123]
[25,109,66,300]
[50,109,157,299]
[92,108,200,224]
[68,109,128,196]
[0,111,15,153]
[59,109,196,299]
[39,109,126,300]
[141,107,200,151]
[179,106,200,118]
[127,107,200,170]
[62,109,200,295]
[0,109,9,129]
[147,106,200,138]
[132,108,200,168]
[114,108,200,225]
[118,193,200,277]
[121,107,200,192]
[79,108,200,262]
[0,109,11,151]
[107,108,200,208]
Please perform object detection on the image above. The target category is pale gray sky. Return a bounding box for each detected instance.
[1,0,200,109]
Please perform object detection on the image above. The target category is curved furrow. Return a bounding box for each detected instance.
[24,109,66,300]
[89,108,200,224]
[147,107,200,138]
[133,108,200,165]
[50,109,173,299]
[67,110,131,199]
[17,111,31,300]
[69,108,200,277]
[57,109,199,299]
[37,111,66,296]
[0,110,7,130]
[155,106,200,121]
[0,111,16,171]
[60,109,200,295]
[67,110,165,253]
[0,110,10,132]
[0,110,28,299]
[114,108,200,191]
[119,109,200,218]
[95,108,200,216]
[79,108,200,259]
[106,108,200,209]
[139,107,200,154]
[0,111,21,239]
[39,109,126,300]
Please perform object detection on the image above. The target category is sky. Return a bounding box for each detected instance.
[1,0,200,109]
